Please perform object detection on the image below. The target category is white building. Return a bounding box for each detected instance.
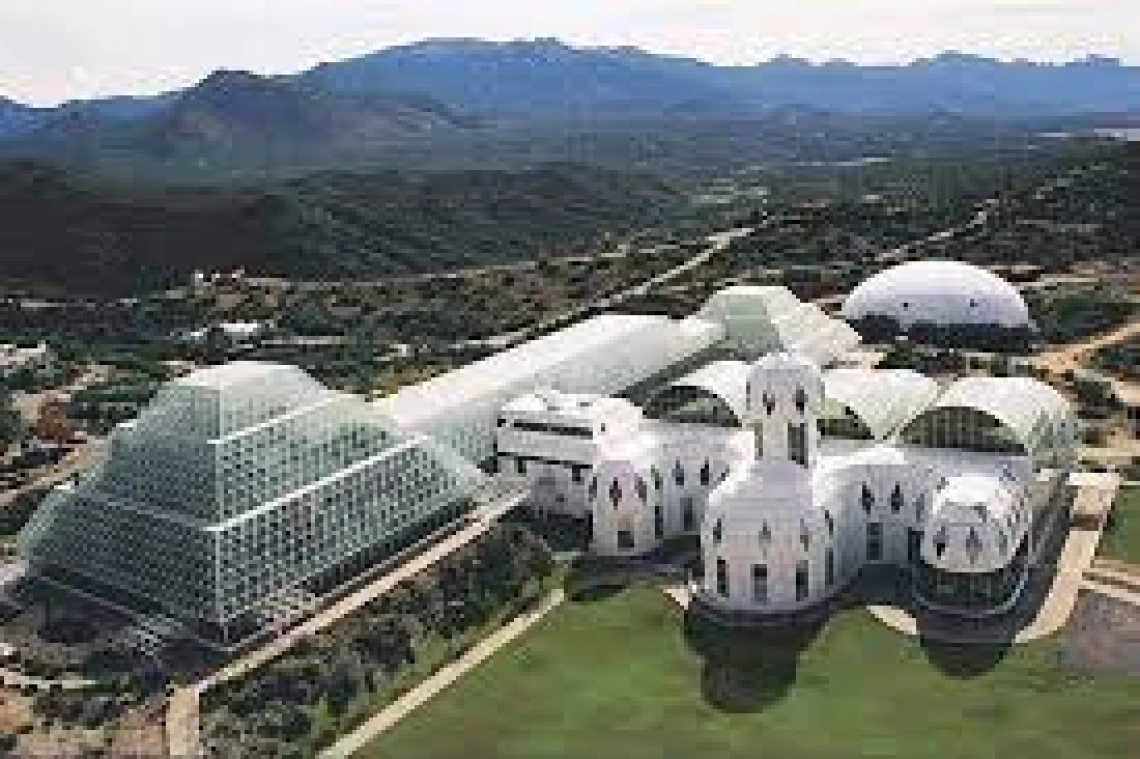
[182,322,268,344]
[842,260,1033,329]
[0,342,55,378]
[17,261,1078,642]
[495,389,643,519]
[498,267,1077,622]
[375,285,858,466]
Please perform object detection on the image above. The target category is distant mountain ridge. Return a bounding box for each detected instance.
[2,39,1139,176]
[1,70,474,173]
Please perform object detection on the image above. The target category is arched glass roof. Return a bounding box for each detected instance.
[696,286,860,365]
[822,368,941,441]
[645,360,749,427]
[374,314,723,462]
[901,377,1076,466]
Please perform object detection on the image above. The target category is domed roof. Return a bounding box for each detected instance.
[745,352,825,420]
[589,447,655,509]
[704,460,832,562]
[922,473,1029,574]
[842,260,1031,329]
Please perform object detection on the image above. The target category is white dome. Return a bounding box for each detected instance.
[704,461,818,535]
[842,260,1031,329]
[922,474,1029,574]
[745,352,824,422]
[588,449,659,557]
[701,460,835,613]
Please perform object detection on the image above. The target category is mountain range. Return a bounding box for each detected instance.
[2,39,1139,176]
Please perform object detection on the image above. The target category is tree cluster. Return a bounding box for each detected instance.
[201,522,554,757]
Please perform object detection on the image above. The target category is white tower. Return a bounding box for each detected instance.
[699,353,837,615]
[744,352,824,468]
[588,449,661,557]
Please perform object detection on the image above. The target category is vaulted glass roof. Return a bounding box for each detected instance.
[903,376,1077,466]
[696,285,860,365]
[374,314,723,462]
[823,368,941,441]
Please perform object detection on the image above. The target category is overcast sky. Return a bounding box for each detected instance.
[1,0,1136,106]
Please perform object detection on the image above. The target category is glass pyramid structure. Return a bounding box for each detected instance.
[19,362,485,644]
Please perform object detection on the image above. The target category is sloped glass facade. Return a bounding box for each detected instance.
[19,362,483,643]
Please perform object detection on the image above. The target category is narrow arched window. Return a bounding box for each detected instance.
[635,476,648,504]
[861,483,874,515]
[788,423,808,466]
[795,386,807,414]
[713,519,723,544]
[700,460,711,487]
[795,560,809,602]
[673,460,685,487]
[608,479,622,509]
[965,528,982,564]
[752,564,768,603]
[890,483,903,514]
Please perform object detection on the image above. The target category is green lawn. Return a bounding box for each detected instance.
[1100,485,1140,564]
[366,584,1140,759]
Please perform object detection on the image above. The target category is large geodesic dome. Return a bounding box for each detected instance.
[842,260,1031,329]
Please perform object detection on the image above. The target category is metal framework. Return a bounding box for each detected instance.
[695,285,861,365]
[19,362,484,643]
[900,377,1077,468]
[821,368,941,441]
[644,360,750,427]
[374,314,723,464]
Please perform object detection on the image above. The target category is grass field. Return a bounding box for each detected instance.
[366,583,1140,759]
[1100,485,1140,564]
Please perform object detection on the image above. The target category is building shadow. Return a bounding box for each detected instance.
[910,506,1072,677]
[918,634,1011,678]
[855,563,1016,676]
[682,592,840,714]
[563,555,632,603]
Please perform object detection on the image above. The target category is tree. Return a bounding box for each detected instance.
[325,664,359,717]
[0,391,23,448]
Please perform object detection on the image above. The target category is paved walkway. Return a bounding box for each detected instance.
[320,588,565,759]
[869,472,1119,643]
[1081,558,1140,607]
[166,685,200,758]
[0,666,95,691]
[663,584,693,610]
[1081,578,1140,607]
[1034,317,1140,379]
[166,490,527,758]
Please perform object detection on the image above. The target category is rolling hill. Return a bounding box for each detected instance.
[0,160,681,294]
